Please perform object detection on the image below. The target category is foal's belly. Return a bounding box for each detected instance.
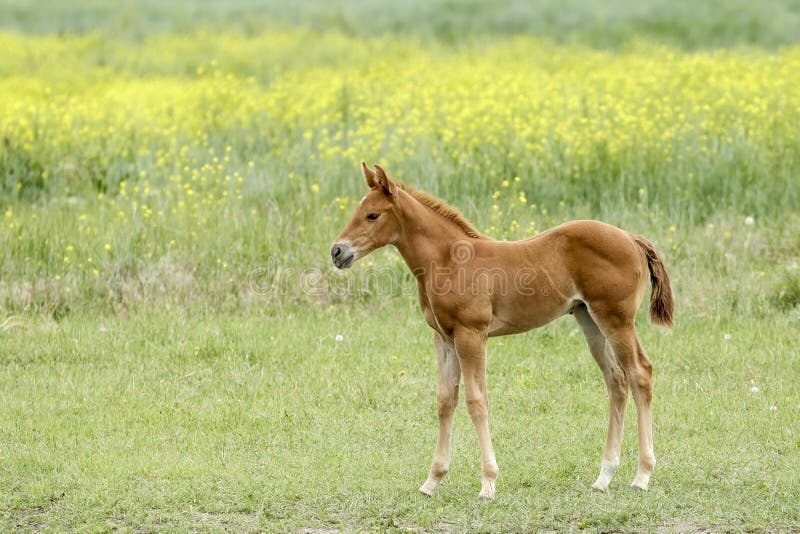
[487,293,576,336]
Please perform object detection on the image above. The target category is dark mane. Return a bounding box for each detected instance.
[397,183,488,240]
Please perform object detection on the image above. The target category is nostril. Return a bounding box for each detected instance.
[332,245,342,258]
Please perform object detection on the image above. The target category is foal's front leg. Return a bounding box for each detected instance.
[420,332,461,496]
[454,327,499,500]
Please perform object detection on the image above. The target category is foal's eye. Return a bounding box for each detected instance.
[366,213,380,221]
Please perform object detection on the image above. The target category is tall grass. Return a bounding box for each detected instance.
[1,28,799,319]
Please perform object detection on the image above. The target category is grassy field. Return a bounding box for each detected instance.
[1,309,798,531]
[2,0,800,531]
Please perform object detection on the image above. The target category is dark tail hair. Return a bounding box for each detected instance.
[631,234,674,328]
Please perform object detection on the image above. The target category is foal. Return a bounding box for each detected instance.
[331,163,673,499]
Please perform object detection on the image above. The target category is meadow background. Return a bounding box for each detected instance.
[1,0,799,531]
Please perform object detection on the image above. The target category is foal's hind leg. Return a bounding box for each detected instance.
[606,326,656,491]
[574,304,629,492]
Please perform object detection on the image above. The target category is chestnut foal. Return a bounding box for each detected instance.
[331,163,673,499]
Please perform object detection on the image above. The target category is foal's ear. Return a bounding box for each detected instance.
[373,164,397,196]
[361,161,377,189]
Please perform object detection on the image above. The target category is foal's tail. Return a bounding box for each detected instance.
[631,234,674,328]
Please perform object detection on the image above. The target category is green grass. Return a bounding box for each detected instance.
[1,306,798,531]
[2,0,800,530]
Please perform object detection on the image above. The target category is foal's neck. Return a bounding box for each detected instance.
[393,190,476,276]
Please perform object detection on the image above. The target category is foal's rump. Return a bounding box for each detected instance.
[554,220,671,327]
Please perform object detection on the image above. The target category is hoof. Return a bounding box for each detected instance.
[478,481,496,501]
[630,474,650,492]
[590,482,608,493]
[419,479,439,496]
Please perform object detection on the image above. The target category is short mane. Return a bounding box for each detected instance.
[397,183,488,240]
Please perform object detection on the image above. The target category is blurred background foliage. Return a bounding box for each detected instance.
[3,0,800,49]
[1,0,799,319]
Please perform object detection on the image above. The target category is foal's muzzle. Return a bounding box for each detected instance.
[331,242,355,269]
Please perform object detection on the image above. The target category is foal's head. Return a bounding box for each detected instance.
[331,163,401,269]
